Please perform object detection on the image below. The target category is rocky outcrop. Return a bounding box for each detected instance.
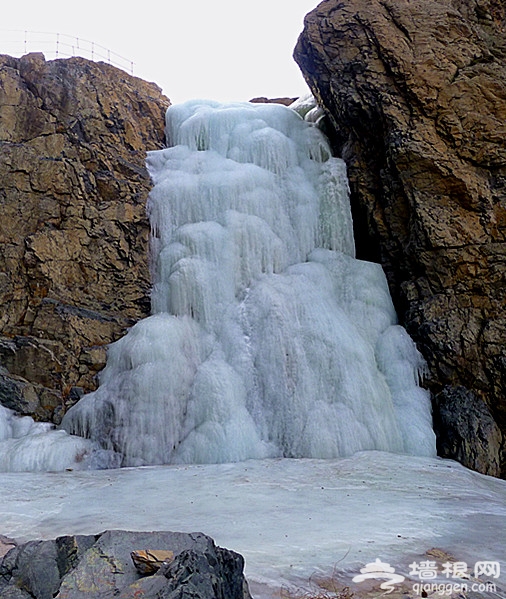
[249,96,297,106]
[433,386,503,474]
[0,530,251,599]
[295,0,506,475]
[0,53,169,422]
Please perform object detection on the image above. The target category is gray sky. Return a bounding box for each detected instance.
[2,0,319,104]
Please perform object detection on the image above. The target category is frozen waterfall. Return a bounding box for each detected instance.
[0,99,435,471]
[60,99,435,468]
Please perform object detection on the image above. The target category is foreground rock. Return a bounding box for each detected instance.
[0,530,251,599]
[0,53,169,421]
[0,535,16,560]
[295,0,506,476]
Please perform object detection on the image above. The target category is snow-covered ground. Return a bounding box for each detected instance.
[1,451,504,598]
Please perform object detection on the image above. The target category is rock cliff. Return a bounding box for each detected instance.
[0,53,169,422]
[295,0,506,475]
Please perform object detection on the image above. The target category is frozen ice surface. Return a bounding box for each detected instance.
[0,452,504,598]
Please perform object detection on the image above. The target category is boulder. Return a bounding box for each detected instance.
[295,0,506,476]
[0,530,251,599]
[0,53,169,421]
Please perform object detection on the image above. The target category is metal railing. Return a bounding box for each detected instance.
[0,30,134,75]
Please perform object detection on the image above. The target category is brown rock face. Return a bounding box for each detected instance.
[295,0,506,475]
[0,53,169,421]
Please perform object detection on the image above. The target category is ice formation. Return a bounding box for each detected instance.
[58,99,435,468]
[0,404,94,472]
